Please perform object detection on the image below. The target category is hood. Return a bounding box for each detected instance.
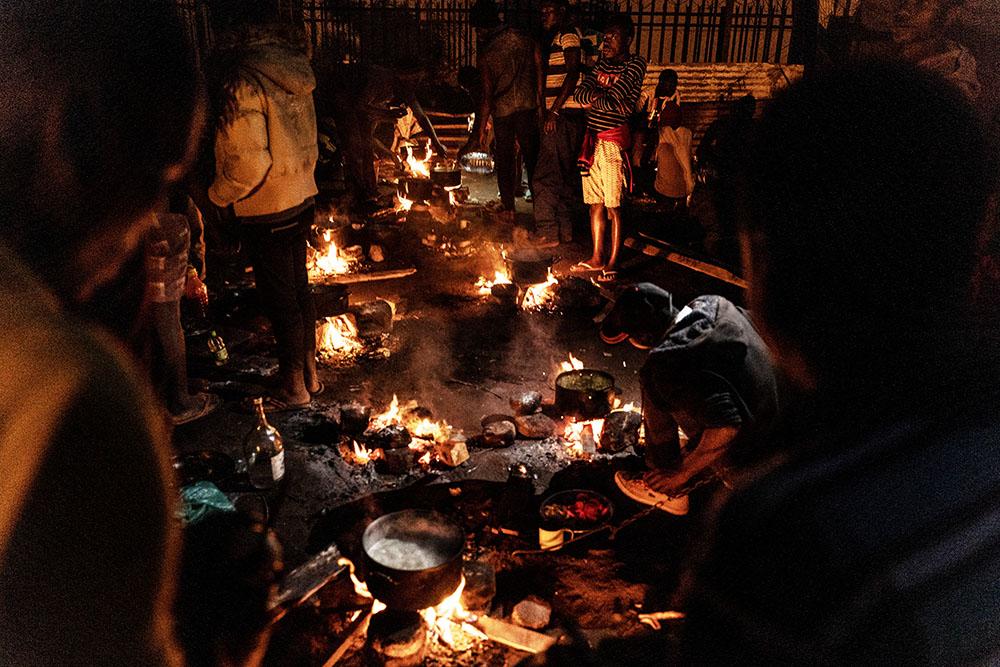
[236,30,316,96]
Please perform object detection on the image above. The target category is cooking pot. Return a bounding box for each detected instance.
[430,160,462,189]
[538,489,614,551]
[362,509,464,610]
[555,369,618,419]
[505,248,555,285]
[397,177,433,202]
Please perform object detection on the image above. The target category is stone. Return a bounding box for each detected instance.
[339,402,371,436]
[369,244,385,263]
[460,561,496,613]
[351,300,394,338]
[509,390,543,416]
[482,420,516,447]
[341,244,365,261]
[481,413,516,429]
[367,424,412,450]
[511,596,552,630]
[435,436,469,467]
[599,410,643,453]
[375,447,418,474]
[365,609,427,667]
[514,413,556,439]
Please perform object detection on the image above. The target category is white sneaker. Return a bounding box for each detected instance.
[614,471,690,516]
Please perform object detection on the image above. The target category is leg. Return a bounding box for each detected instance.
[599,140,626,272]
[150,299,194,414]
[291,208,320,395]
[243,221,311,406]
[492,114,518,212]
[516,109,540,198]
[588,203,607,267]
[605,206,623,271]
[641,385,682,469]
[556,113,586,242]
[532,125,562,239]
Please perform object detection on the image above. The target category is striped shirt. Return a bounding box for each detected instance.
[574,54,647,132]
[544,29,583,111]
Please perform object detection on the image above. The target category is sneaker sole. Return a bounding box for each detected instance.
[614,472,689,516]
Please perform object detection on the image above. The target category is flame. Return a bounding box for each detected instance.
[522,269,559,310]
[558,353,585,374]
[317,314,363,358]
[396,193,414,212]
[475,269,513,295]
[309,229,355,278]
[351,440,375,465]
[370,394,453,463]
[404,141,433,178]
[562,419,604,457]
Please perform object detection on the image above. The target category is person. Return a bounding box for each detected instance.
[602,285,780,515]
[680,62,1000,664]
[694,93,755,265]
[891,0,980,100]
[208,4,323,412]
[532,0,586,247]
[145,191,220,425]
[0,0,201,663]
[570,14,647,283]
[461,0,541,234]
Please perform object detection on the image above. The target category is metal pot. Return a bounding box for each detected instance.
[554,369,619,419]
[505,248,555,285]
[430,160,462,189]
[397,177,433,202]
[362,509,464,610]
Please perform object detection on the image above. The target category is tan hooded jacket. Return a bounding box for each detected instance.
[209,32,319,218]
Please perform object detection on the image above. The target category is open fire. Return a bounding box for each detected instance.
[476,249,560,311]
[316,314,363,359]
[309,225,357,279]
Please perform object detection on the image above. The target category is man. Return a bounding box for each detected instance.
[0,0,201,663]
[462,0,541,234]
[682,62,1000,664]
[571,15,647,283]
[603,284,780,516]
[532,0,585,246]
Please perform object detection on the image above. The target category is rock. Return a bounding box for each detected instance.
[482,420,516,447]
[369,244,385,263]
[460,561,496,613]
[512,596,552,630]
[509,390,543,416]
[341,244,365,261]
[367,424,412,450]
[435,435,469,467]
[365,609,427,667]
[339,402,371,436]
[514,413,556,439]
[351,300,394,338]
[556,276,602,310]
[481,413,516,430]
[599,410,643,453]
[375,447,418,474]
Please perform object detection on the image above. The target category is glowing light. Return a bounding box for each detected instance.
[558,353,585,374]
[562,419,603,457]
[316,314,363,358]
[404,141,433,178]
[396,193,414,211]
[522,269,559,310]
[309,229,355,278]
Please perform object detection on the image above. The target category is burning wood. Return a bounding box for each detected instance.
[309,228,356,279]
[521,269,559,310]
[562,419,602,458]
[475,269,512,296]
[403,140,433,178]
[316,314,363,359]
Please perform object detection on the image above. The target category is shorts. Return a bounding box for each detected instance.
[582,139,625,208]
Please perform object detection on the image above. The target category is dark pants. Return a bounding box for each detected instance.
[241,205,317,377]
[493,108,539,211]
[533,110,585,241]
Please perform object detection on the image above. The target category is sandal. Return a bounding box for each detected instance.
[172,392,221,426]
[244,394,312,414]
[570,261,603,273]
[596,270,618,283]
[309,381,326,398]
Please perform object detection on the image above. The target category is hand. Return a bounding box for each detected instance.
[184,271,209,307]
[543,110,557,134]
[643,466,691,497]
[431,139,448,157]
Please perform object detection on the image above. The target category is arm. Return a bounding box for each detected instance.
[588,59,647,115]
[644,425,739,494]
[401,90,447,156]
[461,60,495,156]
[574,69,600,106]
[208,79,272,207]
[545,42,582,133]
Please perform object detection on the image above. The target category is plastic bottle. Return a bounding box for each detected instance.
[244,398,285,489]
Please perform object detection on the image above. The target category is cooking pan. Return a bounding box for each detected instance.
[362,509,464,610]
[505,248,555,285]
[397,177,433,202]
[555,369,619,419]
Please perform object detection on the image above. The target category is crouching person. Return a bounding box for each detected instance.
[602,285,780,514]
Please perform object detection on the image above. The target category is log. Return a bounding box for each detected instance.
[320,267,417,285]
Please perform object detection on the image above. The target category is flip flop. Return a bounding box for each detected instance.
[172,392,221,426]
[309,381,326,398]
[570,261,603,273]
[596,270,618,283]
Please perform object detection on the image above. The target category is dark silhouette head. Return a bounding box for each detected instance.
[657,69,679,98]
[0,0,202,303]
[741,61,994,396]
[470,0,501,30]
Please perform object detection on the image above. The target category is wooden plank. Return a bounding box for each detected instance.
[320,267,417,285]
[473,615,557,654]
[624,236,748,288]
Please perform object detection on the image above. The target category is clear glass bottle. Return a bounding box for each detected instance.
[207,329,229,366]
[244,398,285,489]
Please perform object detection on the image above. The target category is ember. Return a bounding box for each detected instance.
[521,269,559,310]
[562,419,602,458]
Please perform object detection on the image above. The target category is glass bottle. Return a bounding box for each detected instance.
[244,398,285,489]
[207,329,229,366]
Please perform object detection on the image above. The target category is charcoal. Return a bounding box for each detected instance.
[298,413,340,444]
[491,282,518,307]
[512,596,552,629]
[482,420,516,447]
[375,447,418,474]
[367,424,412,449]
[460,561,496,613]
[339,402,371,436]
[350,300,394,338]
[599,410,643,453]
[509,390,543,415]
[514,413,556,439]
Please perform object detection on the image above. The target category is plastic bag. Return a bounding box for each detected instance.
[178,481,236,526]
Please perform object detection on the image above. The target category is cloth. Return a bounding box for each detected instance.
[582,138,628,208]
[209,32,319,218]
[640,295,779,467]
[545,29,583,111]
[574,54,647,133]
[493,108,539,211]
[480,27,538,119]
[654,125,694,199]
[917,42,981,101]
[0,242,182,665]
[145,211,191,303]
[240,205,317,376]
[533,110,586,240]
[682,404,1000,664]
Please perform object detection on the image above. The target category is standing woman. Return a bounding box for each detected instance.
[209,3,321,411]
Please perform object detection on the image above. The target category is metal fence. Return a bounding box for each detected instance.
[178,0,828,68]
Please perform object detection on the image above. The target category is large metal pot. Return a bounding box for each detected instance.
[397,177,433,202]
[430,160,462,189]
[555,369,619,419]
[362,509,464,610]
[505,248,555,285]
